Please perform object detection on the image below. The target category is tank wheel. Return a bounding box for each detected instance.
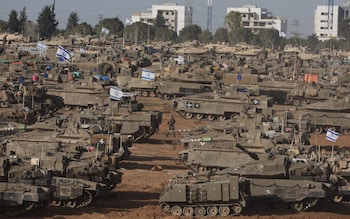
[290,201,304,212]
[149,91,156,97]
[207,115,216,121]
[160,203,170,213]
[51,200,62,207]
[293,99,300,106]
[274,202,288,211]
[333,195,343,203]
[63,200,77,208]
[170,205,182,216]
[219,205,230,216]
[76,190,94,208]
[183,206,194,216]
[343,129,350,135]
[194,206,206,216]
[163,93,171,100]
[207,206,218,216]
[254,202,267,211]
[185,113,193,119]
[142,91,148,97]
[327,126,336,132]
[230,114,238,120]
[218,115,226,121]
[231,203,242,215]
[196,113,204,120]
[304,198,318,208]
[314,126,323,134]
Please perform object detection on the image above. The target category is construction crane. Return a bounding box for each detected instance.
[207,0,213,32]
[328,0,334,33]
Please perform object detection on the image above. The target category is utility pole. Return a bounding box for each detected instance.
[290,19,301,47]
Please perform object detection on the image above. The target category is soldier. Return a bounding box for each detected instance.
[167,115,176,137]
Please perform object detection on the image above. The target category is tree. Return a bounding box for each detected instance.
[19,7,27,34]
[213,28,228,43]
[76,22,93,36]
[306,34,319,52]
[37,1,58,39]
[66,12,79,33]
[0,20,8,33]
[154,27,177,41]
[178,24,202,42]
[154,13,167,28]
[257,29,281,49]
[8,10,20,33]
[225,11,241,31]
[198,29,212,43]
[95,17,124,37]
[124,22,150,44]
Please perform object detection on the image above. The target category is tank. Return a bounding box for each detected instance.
[157,80,213,100]
[160,153,343,216]
[285,83,336,106]
[173,92,273,121]
[0,182,52,216]
[46,81,110,108]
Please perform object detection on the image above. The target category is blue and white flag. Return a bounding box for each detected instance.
[109,86,135,101]
[37,42,47,50]
[56,45,72,62]
[141,69,155,81]
[101,27,110,35]
[326,129,339,142]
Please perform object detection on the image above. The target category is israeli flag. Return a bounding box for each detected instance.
[37,42,47,50]
[326,129,339,142]
[141,69,155,81]
[109,86,124,101]
[56,45,72,62]
[101,27,110,35]
[109,86,135,101]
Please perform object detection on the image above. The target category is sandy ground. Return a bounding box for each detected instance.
[5,97,350,219]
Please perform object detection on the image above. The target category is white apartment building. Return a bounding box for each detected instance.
[227,4,288,37]
[314,5,340,41]
[131,2,192,35]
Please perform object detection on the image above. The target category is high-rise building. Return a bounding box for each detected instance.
[131,2,192,35]
[314,5,341,41]
[227,4,287,37]
[314,2,350,41]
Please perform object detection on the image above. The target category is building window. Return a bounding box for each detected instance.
[242,21,249,26]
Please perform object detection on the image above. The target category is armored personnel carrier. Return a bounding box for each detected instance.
[173,92,273,121]
[160,152,343,216]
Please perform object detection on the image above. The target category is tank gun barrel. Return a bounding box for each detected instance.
[235,143,259,160]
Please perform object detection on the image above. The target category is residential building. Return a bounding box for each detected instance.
[131,2,192,35]
[227,4,287,37]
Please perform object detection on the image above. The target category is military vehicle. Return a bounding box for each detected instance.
[285,97,350,135]
[160,152,343,216]
[173,92,273,121]
[46,82,110,108]
[1,132,123,208]
[115,69,159,97]
[157,80,213,99]
[0,182,52,216]
[1,83,64,116]
[259,80,298,104]
[285,83,336,106]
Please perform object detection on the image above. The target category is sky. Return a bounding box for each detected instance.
[1,0,350,38]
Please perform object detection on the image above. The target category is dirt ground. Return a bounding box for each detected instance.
[9,97,350,219]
